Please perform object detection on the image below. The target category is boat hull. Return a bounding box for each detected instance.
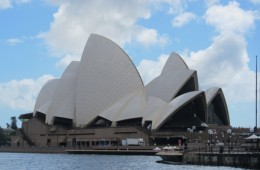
[156,152,183,162]
[159,155,183,162]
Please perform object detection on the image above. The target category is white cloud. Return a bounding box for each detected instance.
[0,75,54,110]
[137,1,257,106]
[204,0,219,7]
[183,32,254,102]
[137,54,168,85]
[0,0,11,9]
[205,1,255,34]
[250,0,260,5]
[41,0,170,68]
[137,28,168,47]
[6,38,23,46]
[180,1,256,104]
[0,0,30,9]
[16,0,30,3]
[56,54,80,69]
[152,0,186,14]
[172,12,196,27]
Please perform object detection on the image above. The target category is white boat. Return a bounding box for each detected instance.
[156,146,183,162]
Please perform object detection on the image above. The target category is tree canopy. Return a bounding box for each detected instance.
[11,116,17,130]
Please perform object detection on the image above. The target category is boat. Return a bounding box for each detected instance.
[155,146,183,162]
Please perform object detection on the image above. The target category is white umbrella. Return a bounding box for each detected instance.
[153,147,161,151]
[245,134,260,140]
[173,146,180,149]
[163,146,170,150]
[168,146,173,150]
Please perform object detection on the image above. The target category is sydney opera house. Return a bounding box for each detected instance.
[12,34,229,147]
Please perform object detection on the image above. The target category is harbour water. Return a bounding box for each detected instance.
[0,153,246,170]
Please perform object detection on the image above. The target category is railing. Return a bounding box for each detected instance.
[183,145,260,169]
[185,145,260,155]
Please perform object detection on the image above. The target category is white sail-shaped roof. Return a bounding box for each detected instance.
[98,88,138,122]
[33,79,59,116]
[206,87,221,105]
[161,52,189,74]
[153,91,206,130]
[142,96,168,125]
[75,34,144,127]
[146,70,197,102]
[145,52,198,102]
[99,87,146,122]
[46,61,80,124]
[205,87,230,125]
[113,87,146,121]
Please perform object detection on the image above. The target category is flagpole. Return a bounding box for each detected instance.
[256,55,258,133]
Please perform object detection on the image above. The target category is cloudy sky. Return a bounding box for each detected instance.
[0,0,259,128]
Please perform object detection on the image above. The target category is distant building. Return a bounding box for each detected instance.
[12,34,230,147]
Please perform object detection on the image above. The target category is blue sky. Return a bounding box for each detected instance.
[0,0,259,128]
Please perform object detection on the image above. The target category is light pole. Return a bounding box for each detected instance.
[199,131,203,139]
[192,126,196,140]
[221,131,224,142]
[72,129,76,150]
[227,128,232,153]
[213,130,217,144]
[187,128,191,142]
[208,129,213,153]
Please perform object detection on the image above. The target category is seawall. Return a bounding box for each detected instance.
[0,147,66,154]
[0,146,156,155]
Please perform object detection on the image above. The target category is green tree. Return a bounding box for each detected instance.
[0,127,7,146]
[11,116,17,130]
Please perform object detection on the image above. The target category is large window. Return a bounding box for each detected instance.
[207,94,226,125]
[159,100,204,131]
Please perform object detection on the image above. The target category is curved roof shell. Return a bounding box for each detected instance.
[153,91,207,130]
[145,52,198,103]
[206,87,222,104]
[75,34,144,127]
[113,87,146,122]
[161,52,189,74]
[146,70,198,102]
[98,88,139,122]
[142,96,168,125]
[99,87,146,123]
[33,79,59,118]
[205,87,230,125]
[46,61,80,124]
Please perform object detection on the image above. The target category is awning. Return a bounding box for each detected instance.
[18,113,33,120]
